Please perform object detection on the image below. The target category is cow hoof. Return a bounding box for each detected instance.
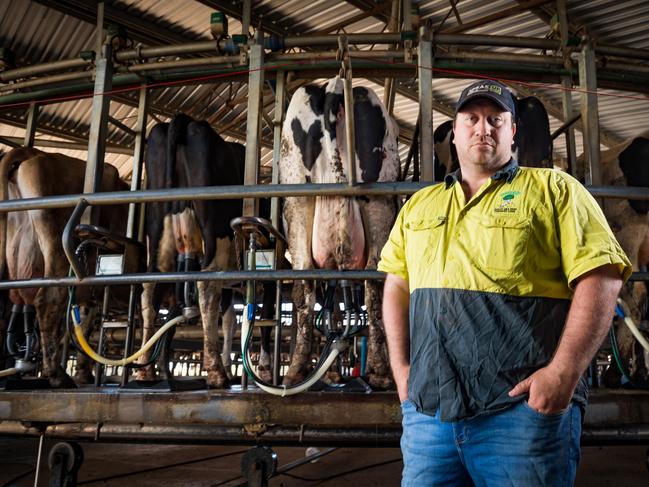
[133,368,156,381]
[207,371,230,389]
[257,366,273,384]
[73,371,95,386]
[49,373,77,389]
[324,371,343,384]
[282,371,307,387]
[367,374,394,390]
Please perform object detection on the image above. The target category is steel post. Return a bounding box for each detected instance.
[23,102,39,147]
[418,27,434,182]
[126,85,148,239]
[242,0,251,37]
[339,36,357,186]
[243,40,264,216]
[122,84,148,385]
[403,0,412,31]
[556,0,578,176]
[83,41,113,224]
[270,71,285,231]
[578,42,601,185]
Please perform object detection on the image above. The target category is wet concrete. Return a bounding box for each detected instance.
[1,438,648,486]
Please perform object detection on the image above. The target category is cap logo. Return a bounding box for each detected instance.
[467,83,502,96]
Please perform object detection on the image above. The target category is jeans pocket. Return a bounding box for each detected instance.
[400,398,412,408]
[521,400,569,419]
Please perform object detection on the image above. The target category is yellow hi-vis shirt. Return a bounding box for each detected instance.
[378,161,631,421]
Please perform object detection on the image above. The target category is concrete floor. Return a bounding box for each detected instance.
[1,438,648,486]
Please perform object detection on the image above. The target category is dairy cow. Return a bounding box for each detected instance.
[596,134,649,385]
[0,148,128,387]
[279,77,400,387]
[138,115,245,388]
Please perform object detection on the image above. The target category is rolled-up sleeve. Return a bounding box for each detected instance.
[378,205,409,282]
[552,171,632,287]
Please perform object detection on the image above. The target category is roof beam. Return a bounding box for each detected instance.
[0,135,132,155]
[32,0,207,46]
[343,0,391,24]
[441,0,554,34]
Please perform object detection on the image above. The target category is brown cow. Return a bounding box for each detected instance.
[0,148,128,387]
[596,134,649,384]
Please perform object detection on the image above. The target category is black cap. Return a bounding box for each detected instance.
[455,80,516,118]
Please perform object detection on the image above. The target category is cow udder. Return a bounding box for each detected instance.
[312,196,366,270]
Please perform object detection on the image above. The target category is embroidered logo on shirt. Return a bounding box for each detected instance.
[494,191,521,213]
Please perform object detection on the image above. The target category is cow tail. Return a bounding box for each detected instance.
[0,147,42,278]
[166,114,192,190]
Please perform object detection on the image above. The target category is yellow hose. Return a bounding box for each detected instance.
[0,367,17,377]
[73,311,186,367]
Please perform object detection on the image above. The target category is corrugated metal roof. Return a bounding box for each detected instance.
[1,0,649,181]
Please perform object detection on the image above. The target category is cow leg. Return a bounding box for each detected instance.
[136,215,176,381]
[73,304,97,385]
[606,210,648,383]
[220,303,235,379]
[198,236,233,388]
[25,207,75,388]
[257,281,275,383]
[33,285,75,388]
[360,196,396,389]
[284,279,316,386]
[282,196,316,386]
[0,291,8,368]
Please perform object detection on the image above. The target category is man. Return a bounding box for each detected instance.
[378,79,631,486]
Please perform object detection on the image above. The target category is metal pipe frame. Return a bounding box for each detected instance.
[243,40,264,217]
[2,420,649,446]
[0,270,384,290]
[5,56,649,110]
[0,136,132,154]
[0,57,91,82]
[418,27,433,182]
[0,389,648,446]
[82,41,111,224]
[557,0,578,174]
[0,181,649,214]
[3,33,649,92]
[1,267,648,291]
[579,42,602,185]
[23,102,39,147]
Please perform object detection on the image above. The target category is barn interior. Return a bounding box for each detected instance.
[2,0,649,485]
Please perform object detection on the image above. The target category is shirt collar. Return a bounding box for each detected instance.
[444,158,519,189]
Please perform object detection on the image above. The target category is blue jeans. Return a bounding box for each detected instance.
[400,399,582,487]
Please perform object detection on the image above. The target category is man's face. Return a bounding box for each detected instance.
[452,98,516,172]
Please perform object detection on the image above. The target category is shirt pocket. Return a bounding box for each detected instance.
[470,215,531,275]
[404,218,446,266]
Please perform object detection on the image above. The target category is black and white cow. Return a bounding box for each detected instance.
[138,114,245,388]
[432,95,553,180]
[279,77,400,387]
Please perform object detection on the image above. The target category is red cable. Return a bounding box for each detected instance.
[0,54,646,112]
